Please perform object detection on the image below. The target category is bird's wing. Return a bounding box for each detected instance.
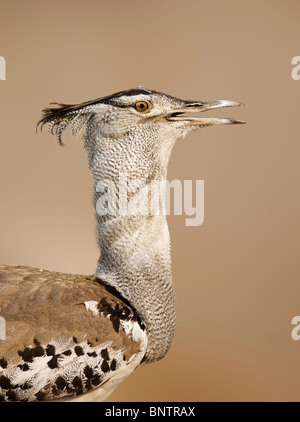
[0,265,147,402]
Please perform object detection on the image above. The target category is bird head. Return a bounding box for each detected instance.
[38,87,245,179]
[38,86,245,143]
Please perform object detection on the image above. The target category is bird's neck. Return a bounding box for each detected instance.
[86,134,176,363]
[95,211,175,363]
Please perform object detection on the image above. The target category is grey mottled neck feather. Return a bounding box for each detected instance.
[84,119,176,363]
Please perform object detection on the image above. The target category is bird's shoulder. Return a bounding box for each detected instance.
[0,265,147,401]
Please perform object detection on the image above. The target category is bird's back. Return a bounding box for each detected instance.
[0,265,147,402]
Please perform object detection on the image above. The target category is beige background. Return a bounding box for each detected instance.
[0,0,300,402]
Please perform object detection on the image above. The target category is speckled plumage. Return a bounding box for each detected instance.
[0,265,147,402]
[0,87,244,401]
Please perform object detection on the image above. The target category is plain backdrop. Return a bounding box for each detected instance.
[1,0,300,401]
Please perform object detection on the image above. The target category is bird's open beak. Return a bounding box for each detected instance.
[167,100,246,126]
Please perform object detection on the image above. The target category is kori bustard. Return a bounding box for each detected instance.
[0,87,244,401]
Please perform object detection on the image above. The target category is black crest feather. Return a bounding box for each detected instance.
[36,87,153,145]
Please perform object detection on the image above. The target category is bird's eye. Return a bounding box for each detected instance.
[134,101,150,112]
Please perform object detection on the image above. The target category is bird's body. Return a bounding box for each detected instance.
[0,265,147,402]
[0,87,244,401]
